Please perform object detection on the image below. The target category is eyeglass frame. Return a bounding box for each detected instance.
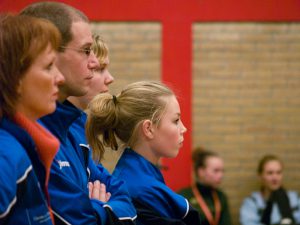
[59,45,93,56]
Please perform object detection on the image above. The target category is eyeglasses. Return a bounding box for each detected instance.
[59,46,93,56]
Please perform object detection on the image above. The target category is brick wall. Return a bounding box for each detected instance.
[91,21,300,225]
[193,23,300,224]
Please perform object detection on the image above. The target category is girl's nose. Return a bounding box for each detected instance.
[88,51,100,70]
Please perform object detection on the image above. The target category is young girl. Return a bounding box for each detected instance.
[86,81,202,224]
[240,155,300,225]
[179,147,232,225]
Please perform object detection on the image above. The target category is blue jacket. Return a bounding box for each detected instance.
[113,147,202,225]
[40,101,136,225]
[0,117,53,225]
[240,191,300,225]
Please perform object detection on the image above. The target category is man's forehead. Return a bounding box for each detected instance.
[70,21,93,46]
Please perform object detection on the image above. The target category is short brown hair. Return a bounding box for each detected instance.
[0,13,61,118]
[20,1,88,47]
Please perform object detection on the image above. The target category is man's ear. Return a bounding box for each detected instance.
[142,119,154,139]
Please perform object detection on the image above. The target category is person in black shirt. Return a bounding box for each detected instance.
[179,147,232,225]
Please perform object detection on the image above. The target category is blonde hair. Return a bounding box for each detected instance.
[92,34,108,66]
[86,81,174,162]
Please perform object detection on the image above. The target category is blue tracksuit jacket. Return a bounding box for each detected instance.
[0,117,53,225]
[113,147,202,225]
[39,101,136,225]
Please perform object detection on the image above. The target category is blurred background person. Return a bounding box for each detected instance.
[240,154,300,225]
[179,147,232,225]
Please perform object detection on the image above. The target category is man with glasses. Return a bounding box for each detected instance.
[21,2,136,225]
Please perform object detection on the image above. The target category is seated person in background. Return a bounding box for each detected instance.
[178,147,232,225]
[86,81,202,225]
[240,154,300,225]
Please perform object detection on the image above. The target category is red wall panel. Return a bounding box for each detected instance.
[1,0,299,190]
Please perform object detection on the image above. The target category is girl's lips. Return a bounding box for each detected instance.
[179,139,184,146]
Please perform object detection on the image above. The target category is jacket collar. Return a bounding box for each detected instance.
[39,101,81,143]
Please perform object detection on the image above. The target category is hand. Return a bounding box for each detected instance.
[88,180,111,202]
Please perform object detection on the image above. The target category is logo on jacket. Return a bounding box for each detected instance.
[56,160,70,169]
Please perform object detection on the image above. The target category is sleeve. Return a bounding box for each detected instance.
[182,204,202,225]
[49,164,103,225]
[133,198,202,225]
[47,134,135,225]
[131,183,201,225]
[133,198,187,225]
[240,197,264,225]
[0,153,18,224]
[0,137,37,224]
[290,191,300,224]
[103,207,137,225]
[88,160,137,224]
